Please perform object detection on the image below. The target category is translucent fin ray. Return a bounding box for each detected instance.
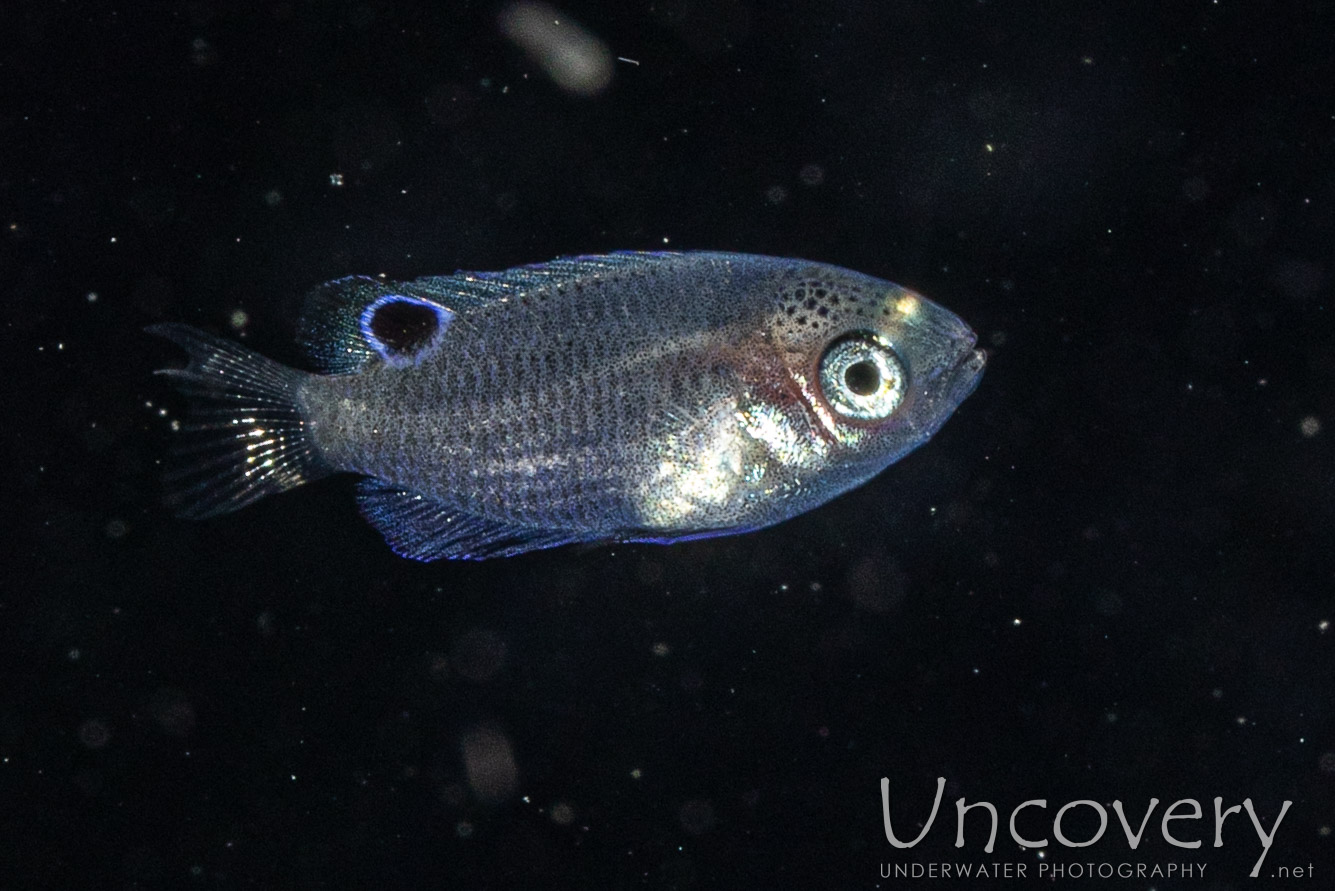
[298,254,681,373]
[298,276,457,373]
[410,251,683,304]
[297,276,389,373]
[148,324,330,519]
[355,480,579,560]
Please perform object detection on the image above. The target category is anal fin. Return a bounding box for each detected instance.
[356,480,581,561]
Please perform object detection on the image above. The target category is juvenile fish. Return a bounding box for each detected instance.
[150,251,984,559]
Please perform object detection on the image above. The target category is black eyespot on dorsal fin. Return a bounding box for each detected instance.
[359,294,453,368]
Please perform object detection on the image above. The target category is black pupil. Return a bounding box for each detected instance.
[844,360,880,396]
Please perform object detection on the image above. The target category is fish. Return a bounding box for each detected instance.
[149,251,985,560]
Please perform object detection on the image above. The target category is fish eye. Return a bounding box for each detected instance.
[818,333,906,420]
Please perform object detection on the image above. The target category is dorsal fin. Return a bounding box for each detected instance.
[298,276,455,373]
[300,253,683,373]
[411,250,683,304]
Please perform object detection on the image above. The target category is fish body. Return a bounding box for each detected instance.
[151,251,984,559]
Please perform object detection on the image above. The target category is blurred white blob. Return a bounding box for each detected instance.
[498,2,613,96]
[460,724,519,804]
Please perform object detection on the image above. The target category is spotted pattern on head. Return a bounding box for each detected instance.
[770,278,910,348]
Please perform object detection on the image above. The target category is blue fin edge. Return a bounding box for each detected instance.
[356,480,582,561]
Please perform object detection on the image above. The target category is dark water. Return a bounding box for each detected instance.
[6,1,1333,887]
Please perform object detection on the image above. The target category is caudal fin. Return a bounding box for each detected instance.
[147,323,331,519]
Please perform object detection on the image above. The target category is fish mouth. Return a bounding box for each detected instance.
[900,333,984,441]
[915,323,984,415]
[944,342,986,406]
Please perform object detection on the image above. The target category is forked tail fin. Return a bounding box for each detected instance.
[147,323,331,519]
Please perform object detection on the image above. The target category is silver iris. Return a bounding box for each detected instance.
[818,334,907,420]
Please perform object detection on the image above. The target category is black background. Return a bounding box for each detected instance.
[5,0,1333,887]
